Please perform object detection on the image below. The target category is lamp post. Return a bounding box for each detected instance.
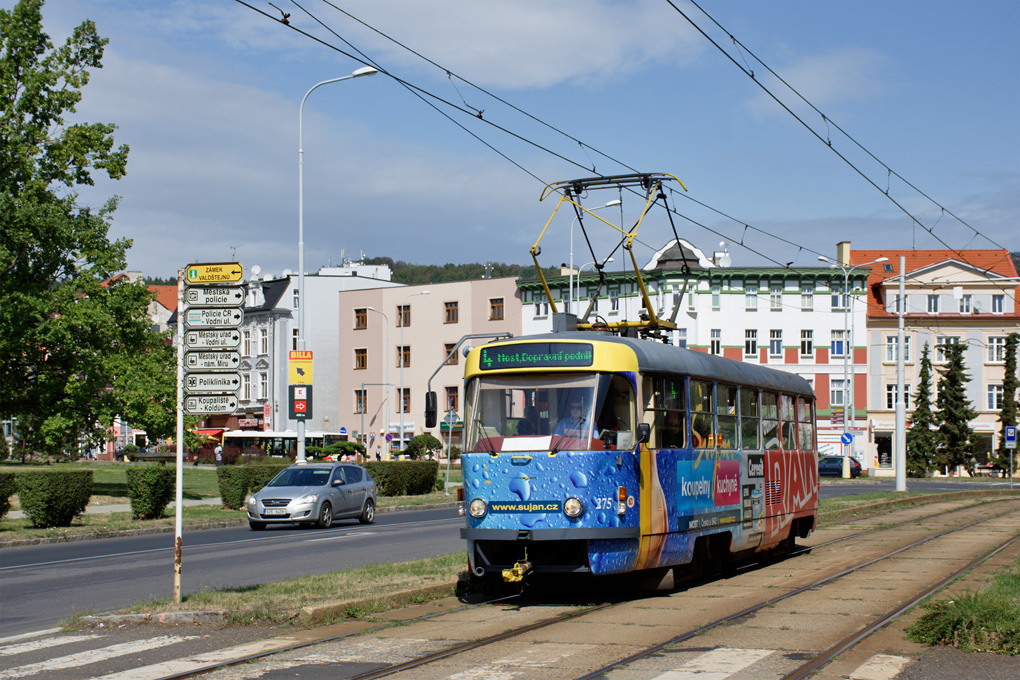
[818,255,888,461]
[398,289,430,451]
[366,306,389,456]
[569,200,621,313]
[297,65,378,463]
[576,258,614,306]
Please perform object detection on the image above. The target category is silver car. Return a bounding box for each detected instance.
[246,462,377,530]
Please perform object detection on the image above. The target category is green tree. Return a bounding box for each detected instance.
[403,433,443,460]
[906,342,938,477]
[1,0,174,455]
[934,342,976,473]
[990,332,1018,476]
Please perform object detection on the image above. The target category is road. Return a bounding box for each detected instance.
[0,507,462,638]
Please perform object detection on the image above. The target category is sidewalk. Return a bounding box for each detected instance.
[6,497,223,520]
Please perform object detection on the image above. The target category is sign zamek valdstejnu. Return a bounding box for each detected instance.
[182,262,244,416]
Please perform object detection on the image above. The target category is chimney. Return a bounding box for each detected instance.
[836,241,851,268]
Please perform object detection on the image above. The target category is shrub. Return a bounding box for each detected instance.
[0,472,16,521]
[363,460,438,496]
[404,434,442,461]
[17,470,93,527]
[246,463,289,495]
[126,466,176,520]
[216,463,290,510]
[123,443,139,454]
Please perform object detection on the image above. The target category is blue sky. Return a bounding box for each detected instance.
[26,0,1020,279]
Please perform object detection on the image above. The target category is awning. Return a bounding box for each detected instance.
[195,428,226,441]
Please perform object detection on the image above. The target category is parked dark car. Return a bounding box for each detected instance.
[246,462,376,530]
[818,455,862,478]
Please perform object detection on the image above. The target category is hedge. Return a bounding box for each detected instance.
[126,466,176,520]
[216,463,290,510]
[16,470,93,528]
[363,460,439,496]
[0,472,15,521]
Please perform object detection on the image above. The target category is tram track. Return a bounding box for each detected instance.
[168,495,1019,680]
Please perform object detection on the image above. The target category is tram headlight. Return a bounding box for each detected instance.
[468,498,487,518]
[564,497,585,518]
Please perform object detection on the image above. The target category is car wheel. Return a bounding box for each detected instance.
[359,499,376,525]
[249,521,266,531]
[316,502,333,529]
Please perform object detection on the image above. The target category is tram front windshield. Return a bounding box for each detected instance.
[463,373,635,452]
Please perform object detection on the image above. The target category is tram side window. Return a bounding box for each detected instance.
[781,394,798,450]
[595,374,636,449]
[742,388,760,450]
[691,379,715,449]
[717,384,738,450]
[798,398,815,451]
[762,391,780,450]
[651,376,687,449]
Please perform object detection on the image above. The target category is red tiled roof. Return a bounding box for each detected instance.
[852,249,1020,318]
[149,285,178,312]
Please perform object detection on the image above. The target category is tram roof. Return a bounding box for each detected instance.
[494,332,814,398]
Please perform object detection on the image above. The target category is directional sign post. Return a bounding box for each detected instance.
[185,372,241,392]
[185,262,244,284]
[185,394,239,415]
[185,350,241,371]
[186,286,245,307]
[185,307,243,328]
[185,329,241,349]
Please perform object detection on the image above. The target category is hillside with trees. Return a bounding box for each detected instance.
[363,257,557,285]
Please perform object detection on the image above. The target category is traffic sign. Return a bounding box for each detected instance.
[186,286,245,307]
[1006,426,1017,450]
[185,262,244,284]
[289,385,313,420]
[185,372,241,392]
[184,394,238,415]
[185,307,243,328]
[840,432,853,446]
[184,329,241,349]
[185,350,241,371]
[289,350,313,384]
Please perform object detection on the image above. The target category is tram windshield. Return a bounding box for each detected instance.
[463,373,635,452]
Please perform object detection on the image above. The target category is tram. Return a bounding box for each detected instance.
[426,173,818,585]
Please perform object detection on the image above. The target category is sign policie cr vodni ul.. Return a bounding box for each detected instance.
[182,262,244,416]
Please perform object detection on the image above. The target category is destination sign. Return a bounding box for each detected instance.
[185,372,241,392]
[185,262,244,284]
[185,350,241,371]
[184,329,241,349]
[185,307,243,328]
[186,286,244,307]
[479,342,594,371]
[184,394,238,415]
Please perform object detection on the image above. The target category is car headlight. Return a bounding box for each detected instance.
[564,497,584,518]
[468,498,487,518]
[245,495,255,506]
[298,494,318,505]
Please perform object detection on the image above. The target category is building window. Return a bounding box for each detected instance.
[291,328,299,351]
[489,298,504,321]
[935,336,960,363]
[259,328,268,355]
[446,386,458,410]
[988,336,1006,363]
[611,294,620,312]
[354,389,366,414]
[710,329,721,355]
[885,335,912,363]
[400,388,410,414]
[259,371,268,399]
[992,295,1004,314]
[444,343,458,365]
[745,329,757,356]
[711,283,721,310]
[831,284,849,311]
[242,373,251,401]
[830,379,846,408]
[886,384,912,410]
[959,295,972,314]
[293,288,299,310]
[676,328,687,349]
[243,329,252,355]
[397,304,411,328]
[769,329,782,357]
[354,348,367,370]
[445,301,459,324]
[800,330,813,358]
[354,308,367,329]
[397,345,410,368]
[927,294,940,314]
[988,384,1004,410]
[831,330,848,357]
[745,283,758,310]
[801,284,814,311]
[770,284,783,311]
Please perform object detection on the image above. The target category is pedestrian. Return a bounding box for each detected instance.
[375,447,381,461]
[215,444,223,467]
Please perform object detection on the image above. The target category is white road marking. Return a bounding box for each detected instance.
[307,531,376,542]
[0,634,95,656]
[445,644,580,680]
[849,654,914,680]
[652,648,775,680]
[0,629,62,646]
[0,635,197,679]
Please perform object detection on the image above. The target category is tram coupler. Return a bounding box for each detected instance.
[502,561,532,583]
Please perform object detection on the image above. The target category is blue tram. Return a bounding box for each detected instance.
[452,332,818,584]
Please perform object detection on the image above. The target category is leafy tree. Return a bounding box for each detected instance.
[403,433,443,460]
[934,342,976,473]
[1,0,174,455]
[906,343,938,477]
[990,332,1018,476]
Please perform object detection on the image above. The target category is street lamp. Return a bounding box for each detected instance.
[818,254,888,456]
[366,306,389,456]
[398,289,430,451]
[576,258,614,306]
[569,200,621,313]
[296,65,378,463]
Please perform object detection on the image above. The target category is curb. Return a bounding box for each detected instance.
[81,610,230,627]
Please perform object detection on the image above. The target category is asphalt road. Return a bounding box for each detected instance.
[0,507,463,638]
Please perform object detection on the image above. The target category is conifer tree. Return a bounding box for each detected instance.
[906,343,938,477]
[934,342,976,473]
[990,333,1018,476]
